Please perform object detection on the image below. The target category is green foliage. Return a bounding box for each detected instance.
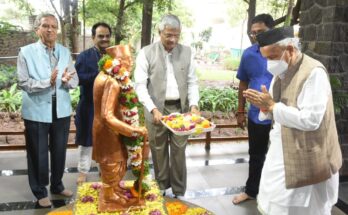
[0,64,17,89]
[81,0,192,44]
[0,21,22,35]
[199,27,212,43]
[199,87,238,116]
[191,27,212,51]
[225,0,288,27]
[12,0,35,16]
[330,76,348,115]
[223,56,241,71]
[0,83,22,112]
[70,87,80,111]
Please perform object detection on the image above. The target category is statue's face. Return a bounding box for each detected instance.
[106,45,134,73]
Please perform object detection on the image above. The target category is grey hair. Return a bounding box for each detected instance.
[275,37,301,51]
[158,14,181,31]
[33,13,58,30]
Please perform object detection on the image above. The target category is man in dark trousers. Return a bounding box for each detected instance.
[17,13,78,207]
[232,14,274,204]
[74,22,112,184]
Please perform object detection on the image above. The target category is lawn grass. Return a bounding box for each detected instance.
[196,68,237,81]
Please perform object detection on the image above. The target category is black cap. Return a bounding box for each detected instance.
[256,26,294,47]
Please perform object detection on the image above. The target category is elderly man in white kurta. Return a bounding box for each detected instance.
[243,27,342,215]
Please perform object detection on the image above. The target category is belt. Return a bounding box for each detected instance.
[164,99,180,105]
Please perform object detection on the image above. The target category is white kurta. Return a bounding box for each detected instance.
[257,67,339,215]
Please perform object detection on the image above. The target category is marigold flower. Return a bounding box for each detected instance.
[103,59,113,70]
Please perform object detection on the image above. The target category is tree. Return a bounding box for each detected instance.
[50,0,79,53]
[115,0,142,44]
[71,0,79,53]
[226,0,299,43]
[191,27,212,53]
[245,0,256,42]
[81,0,191,46]
[141,0,154,47]
[12,0,35,16]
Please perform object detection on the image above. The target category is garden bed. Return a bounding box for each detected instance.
[0,111,247,146]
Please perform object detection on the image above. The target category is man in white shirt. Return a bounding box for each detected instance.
[134,14,200,198]
[243,27,342,215]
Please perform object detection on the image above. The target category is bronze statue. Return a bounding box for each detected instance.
[92,45,148,212]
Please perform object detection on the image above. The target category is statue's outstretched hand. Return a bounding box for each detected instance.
[133,126,148,137]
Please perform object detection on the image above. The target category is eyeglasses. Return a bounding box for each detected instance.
[97,34,111,39]
[162,33,180,39]
[248,30,266,37]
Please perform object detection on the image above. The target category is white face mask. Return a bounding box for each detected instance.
[267,51,288,77]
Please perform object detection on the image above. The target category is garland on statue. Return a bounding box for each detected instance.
[98,55,151,193]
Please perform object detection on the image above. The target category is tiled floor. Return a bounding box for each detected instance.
[0,142,347,215]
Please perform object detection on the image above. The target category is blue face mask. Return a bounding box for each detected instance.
[267,50,288,77]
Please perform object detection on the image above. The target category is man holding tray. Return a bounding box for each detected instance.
[134,14,200,199]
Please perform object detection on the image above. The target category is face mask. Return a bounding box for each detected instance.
[267,51,288,77]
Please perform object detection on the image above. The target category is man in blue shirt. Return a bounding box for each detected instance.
[74,22,112,184]
[233,14,274,204]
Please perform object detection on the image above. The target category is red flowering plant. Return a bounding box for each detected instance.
[98,54,151,194]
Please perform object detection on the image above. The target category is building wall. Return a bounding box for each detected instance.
[0,30,94,63]
[0,31,37,63]
[299,0,348,176]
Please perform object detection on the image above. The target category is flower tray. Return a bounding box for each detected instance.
[161,113,216,136]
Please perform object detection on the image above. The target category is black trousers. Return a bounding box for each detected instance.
[24,97,71,200]
[245,119,271,198]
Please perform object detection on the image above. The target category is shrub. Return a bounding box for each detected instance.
[70,87,80,111]
[199,87,239,117]
[223,56,240,71]
[0,83,22,112]
[0,64,17,89]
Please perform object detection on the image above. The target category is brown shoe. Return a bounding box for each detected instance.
[76,173,87,184]
[232,192,254,205]
[38,197,52,207]
[59,189,73,197]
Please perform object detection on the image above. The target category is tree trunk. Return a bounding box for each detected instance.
[115,0,126,44]
[284,0,294,26]
[246,0,256,43]
[49,0,65,45]
[61,0,71,47]
[141,0,154,47]
[71,0,79,55]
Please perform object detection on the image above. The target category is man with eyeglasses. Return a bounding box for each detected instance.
[74,22,112,184]
[17,13,78,207]
[134,14,200,199]
[232,14,274,204]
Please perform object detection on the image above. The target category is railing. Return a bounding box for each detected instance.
[0,124,248,151]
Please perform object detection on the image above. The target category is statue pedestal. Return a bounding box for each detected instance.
[48,180,214,215]
[74,180,166,214]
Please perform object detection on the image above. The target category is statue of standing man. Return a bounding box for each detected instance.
[92,45,147,212]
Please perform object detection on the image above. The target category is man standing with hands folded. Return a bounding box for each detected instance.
[244,26,342,214]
